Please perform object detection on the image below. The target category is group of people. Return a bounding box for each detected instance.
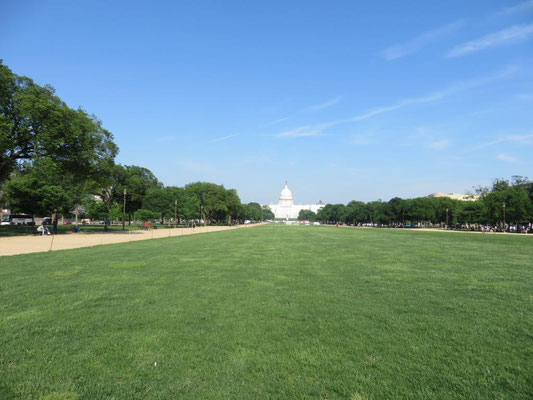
[36,219,80,235]
[36,219,57,236]
[480,224,530,234]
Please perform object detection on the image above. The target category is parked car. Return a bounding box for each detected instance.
[63,219,72,225]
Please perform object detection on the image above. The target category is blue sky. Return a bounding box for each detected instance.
[1,0,532,204]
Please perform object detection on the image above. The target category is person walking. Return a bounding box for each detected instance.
[52,218,58,234]
[144,221,149,231]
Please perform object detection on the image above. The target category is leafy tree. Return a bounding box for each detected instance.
[0,60,117,184]
[481,177,532,225]
[143,187,172,223]
[405,198,435,226]
[225,189,242,223]
[261,206,274,221]
[242,202,262,221]
[344,201,369,224]
[185,182,230,225]
[480,179,508,225]
[316,204,346,223]
[108,203,122,223]
[176,189,200,222]
[3,157,86,217]
[82,196,108,220]
[142,185,203,224]
[297,209,316,221]
[134,208,159,221]
[162,186,199,223]
[432,197,460,226]
[386,197,407,225]
[457,201,484,225]
[366,201,388,225]
[111,165,161,223]
[4,172,67,218]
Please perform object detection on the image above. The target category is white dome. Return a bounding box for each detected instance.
[280,183,293,200]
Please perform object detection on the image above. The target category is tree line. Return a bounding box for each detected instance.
[0,60,272,225]
[300,176,533,228]
[82,170,274,224]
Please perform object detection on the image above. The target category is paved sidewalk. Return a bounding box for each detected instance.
[0,224,263,257]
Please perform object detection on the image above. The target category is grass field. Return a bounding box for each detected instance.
[1,225,531,399]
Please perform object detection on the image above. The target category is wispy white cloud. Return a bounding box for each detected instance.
[428,139,451,149]
[496,153,516,162]
[493,0,533,18]
[206,134,239,144]
[343,65,517,123]
[380,2,533,61]
[276,126,320,138]
[475,133,533,149]
[304,97,341,112]
[447,24,533,57]
[380,21,464,60]
[273,66,517,139]
[269,117,289,125]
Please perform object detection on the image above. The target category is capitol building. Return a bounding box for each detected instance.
[266,183,324,220]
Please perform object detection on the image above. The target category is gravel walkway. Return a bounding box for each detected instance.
[0,224,262,257]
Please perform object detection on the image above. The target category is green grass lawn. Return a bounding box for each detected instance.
[1,226,531,399]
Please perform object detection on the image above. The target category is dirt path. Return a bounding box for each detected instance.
[0,224,263,257]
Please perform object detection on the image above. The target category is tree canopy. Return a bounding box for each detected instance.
[0,60,117,185]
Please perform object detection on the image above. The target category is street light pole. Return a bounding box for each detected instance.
[122,188,127,231]
[503,202,506,230]
[446,208,449,228]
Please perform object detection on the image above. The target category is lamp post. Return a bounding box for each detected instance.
[502,202,506,230]
[446,208,449,228]
[122,188,127,231]
[200,194,206,226]
[174,199,177,226]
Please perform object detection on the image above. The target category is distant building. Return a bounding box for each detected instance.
[427,192,480,201]
[266,183,324,219]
